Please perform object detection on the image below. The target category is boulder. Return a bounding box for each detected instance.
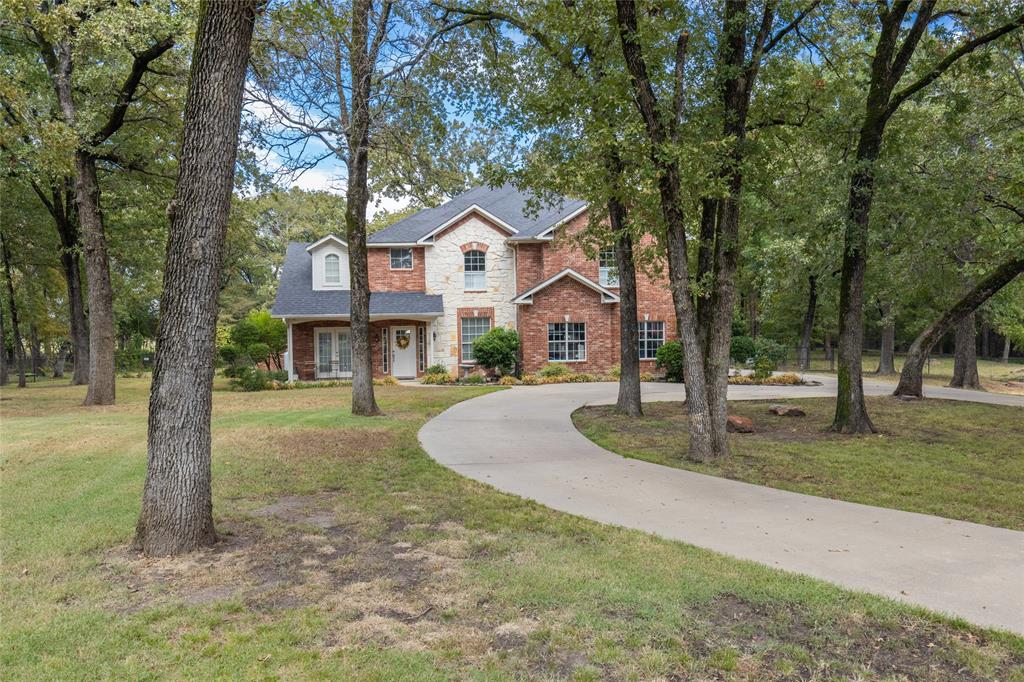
[726,415,754,433]
[768,404,806,417]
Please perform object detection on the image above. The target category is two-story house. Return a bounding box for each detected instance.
[271,184,676,380]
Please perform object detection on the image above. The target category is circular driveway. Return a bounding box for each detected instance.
[419,375,1024,633]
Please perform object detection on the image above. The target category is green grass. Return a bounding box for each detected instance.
[786,351,1024,394]
[3,378,1024,680]
[574,396,1024,530]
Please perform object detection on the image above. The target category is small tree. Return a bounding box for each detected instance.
[472,327,519,375]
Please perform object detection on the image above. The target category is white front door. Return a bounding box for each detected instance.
[391,326,416,379]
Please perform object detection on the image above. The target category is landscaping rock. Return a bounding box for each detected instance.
[768,404,806,417]
[726,415,754,433]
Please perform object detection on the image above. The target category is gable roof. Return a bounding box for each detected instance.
[305,234,347,251]
[367,184,588,245]
[511,268,620,304]
[271,242,443,318]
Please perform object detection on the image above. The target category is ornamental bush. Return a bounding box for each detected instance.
[472,327,520,375]
[655,340,685,382]
[538,362,571,378]
[729,335,756,364]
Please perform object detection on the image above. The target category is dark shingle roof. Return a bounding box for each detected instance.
[367,184,587,244]
[271,243,443,317]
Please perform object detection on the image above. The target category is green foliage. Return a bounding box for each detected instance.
[425,363,448,375]
[753,338,789,374]
[221,309,287,373]
[231,367,288,392]
[459,374,486,385]
[421,371,454,385]
[729,335,756,364]
[655,341,685,382]
[471,327,520,375]
[538,363,571,378]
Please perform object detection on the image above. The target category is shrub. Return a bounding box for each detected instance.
[472,327,520,375]
[247,342,271,366]
[421,372,453,385]
[538,363,571,378]
[656,340,685,382]
[640,372,655,382]
[728,374,754,384]
[520,374,540,385]
[730,335,756,364]
[606,364,621,379]
[498,375,521,386]
[426,363,448,375]
[753,337,789,368]
[460,374,486,385]
[232,366,272,391]
[566,373,598,383]
[374,375,400,386]
[752,357,775,381]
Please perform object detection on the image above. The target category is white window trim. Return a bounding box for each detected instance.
[314,327,353,379]
[547,321,587,363]
[389,247,414,270]
[598,248,619,288]
[460,316,491,365]
[512,268,619,305]
[638,320,665,361]
[415,205,519,244]
[381,328,389,374]
[323,253,342,285]
[463,250,487,292]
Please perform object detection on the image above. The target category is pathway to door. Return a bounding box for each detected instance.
[419,375,1024,633]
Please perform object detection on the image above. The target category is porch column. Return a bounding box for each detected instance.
[286,319,296,381]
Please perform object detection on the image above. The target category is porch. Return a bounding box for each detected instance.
[286,318,437,381]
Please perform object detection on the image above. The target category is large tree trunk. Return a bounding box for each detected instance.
[798,275,817,370]
[949,312,982,389]
[875,301,896,374]
[75,152,117,405]
[894,257,1024,398]
[345,0,381,417]
[980,319,990,359]
[0,291,8,386]
[1,232,27,388]
[55,195,89,385]
[612,198,642,417]
[134,0,257,556]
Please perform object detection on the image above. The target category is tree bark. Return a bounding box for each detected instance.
[1004,336,1012,363]
[875,301,896,374]
[29,324,44,375]
[74,152,117,404]
[134,0,258,556]
[894,257,1024,398]
[824,330,833,369]
[1,232,27,388]
[611,197,642,417]
[53,342,68,378]
[345,0,381,417]
[980,319,990,359]
[0,290,7,386]
[949,312,982,389]
[798,274,817,370]
[616,0,714,461]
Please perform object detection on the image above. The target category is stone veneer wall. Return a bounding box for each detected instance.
[423,214,517,374]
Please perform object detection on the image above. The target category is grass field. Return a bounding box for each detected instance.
[574,396,1024,530]
[784,352,1024,395]
[3,379,1024,680]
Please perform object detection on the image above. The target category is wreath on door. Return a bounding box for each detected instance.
[396,335,410,349]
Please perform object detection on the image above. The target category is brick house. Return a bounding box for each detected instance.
[271,184,676,380]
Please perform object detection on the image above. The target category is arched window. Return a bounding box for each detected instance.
[324,253,341,284]
[464,250,485,290]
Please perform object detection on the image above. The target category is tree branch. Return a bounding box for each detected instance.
[90,35,175,146]
[760,0,821,58]
[888,11,1024,114]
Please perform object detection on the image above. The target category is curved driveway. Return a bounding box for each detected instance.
[419,375,1024,633]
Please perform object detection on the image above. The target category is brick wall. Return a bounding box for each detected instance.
[367,247,426,292]
[514,211,677,375]
[290,319,429,380]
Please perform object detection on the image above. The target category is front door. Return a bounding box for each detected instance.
[391,326,416,379]
[316,329,351,379]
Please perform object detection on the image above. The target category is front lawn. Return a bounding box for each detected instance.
[574,396,1024,530]
[3,379,1023,680]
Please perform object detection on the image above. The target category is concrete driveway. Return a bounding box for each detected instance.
[419,374,1024,633]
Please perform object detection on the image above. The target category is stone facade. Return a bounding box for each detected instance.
[422,214,517,374]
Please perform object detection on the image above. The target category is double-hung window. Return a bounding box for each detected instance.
[324,253,341,285]
[548,322,586,361]
[464,250,486,290]
[638,321,665,360]
[461,317,491,363]
[598,248,618,287]
[390,248,413,270]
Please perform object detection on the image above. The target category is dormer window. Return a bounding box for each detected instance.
[464,250,485,290]
[599,248,619,288]
[390,248,413,270]
[324,253,341,285]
